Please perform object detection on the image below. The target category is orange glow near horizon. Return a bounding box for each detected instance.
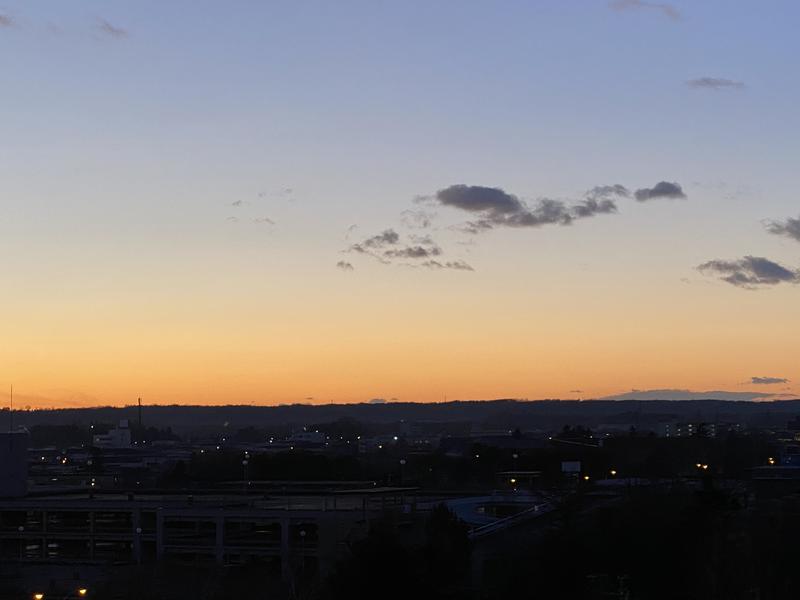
[1,263,797,408]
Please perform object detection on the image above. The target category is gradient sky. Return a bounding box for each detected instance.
[2,1,799,408]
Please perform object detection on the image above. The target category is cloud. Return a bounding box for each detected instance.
[634,181,686,201]
[97,19,127,39]
[751,376,789,385]
[0,13,13,27]
[231,200,246,207]
[336,261,354,271]
[765,215,800,243]
[253,217,275,225]
[436,185,524,215]
[687,77,746,90]
[573,185,629,218]
[435,184,629,232]
[697,255,799,288]
[401,209,436,229]
[601,388,774,401]
[609,0,681,21]
[348,229,447,263]
[348,229,400,255]
[384,245,442,259]
[420,259,474,271]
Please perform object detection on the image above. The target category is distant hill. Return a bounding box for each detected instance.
[4,398,800,435]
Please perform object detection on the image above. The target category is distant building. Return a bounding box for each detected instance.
[0,430,29,497]
[661,421,741,438]
[93,421,132,449]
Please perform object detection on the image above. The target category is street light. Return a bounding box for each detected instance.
[78,589,88,597]
[33,594,44,600]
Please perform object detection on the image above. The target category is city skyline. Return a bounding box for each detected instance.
[2,1,799,407]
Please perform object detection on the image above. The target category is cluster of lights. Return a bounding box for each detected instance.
[695,463,709,470]
[33,589,87,599]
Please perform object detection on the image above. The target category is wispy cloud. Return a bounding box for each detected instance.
[697,255,799,289]
[345,229,471,271]
[609,0,681,21]
[634,181,686,202]
[400,209,436,229]
[751,376,789,385]
[420,259,474,271]
[601,388,775,401]
[336,261,354,271]
[97,19,128,39]
[687,77,746,91]
[0,13,13,27]
[253,217,275,225]
[765,215,800,243]
[348,229,400,256]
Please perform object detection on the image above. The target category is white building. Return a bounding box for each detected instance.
[93,420,132,448]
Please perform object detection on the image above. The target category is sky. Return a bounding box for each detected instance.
[1,1,799,408]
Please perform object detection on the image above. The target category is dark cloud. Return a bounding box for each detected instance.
[231,200,246,207]
[97,19,127,38]
[697,255,799,288]
[634,181,686,201]
[435,184,630,232]
[336,261,354,271]
[609,0,681,20]
[420,260,474,271]
[765,215,800,243]
[751,376,789,385]
[436,185,524,215]
[687,77,746,90]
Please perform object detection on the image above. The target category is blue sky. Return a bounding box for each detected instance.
[1,1,799,406]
